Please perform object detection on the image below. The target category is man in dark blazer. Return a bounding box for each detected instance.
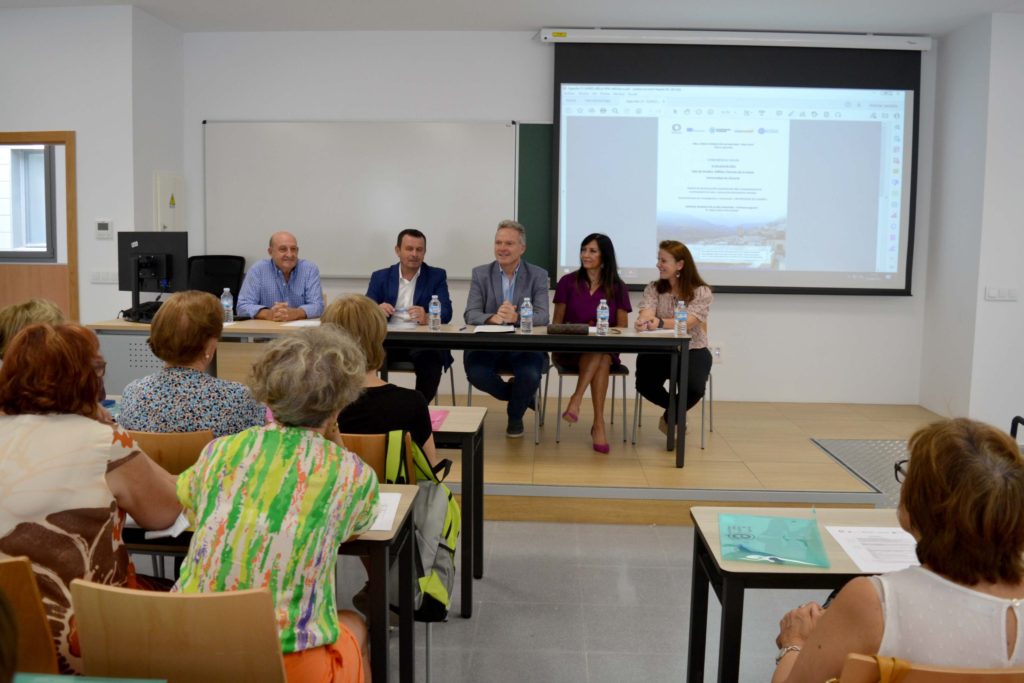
[464,219,549,437]
[366,228,453,402]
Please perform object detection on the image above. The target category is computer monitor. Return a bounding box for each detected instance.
[117,231,188,315]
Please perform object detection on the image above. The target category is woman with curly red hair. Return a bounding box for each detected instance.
[0,323,181,674]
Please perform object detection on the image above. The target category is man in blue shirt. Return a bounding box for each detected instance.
[366,228,453,402]
[464,220,549,437]
[237,231,324,321]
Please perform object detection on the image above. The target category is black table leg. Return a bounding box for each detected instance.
[397,523,415,683]
[473,425,484,580]
[368,544,389,683]
[676,344,689,468]
[717,577,746,683]
[667,351,679,453]
[686,532,711,683]
[460,430,475,618]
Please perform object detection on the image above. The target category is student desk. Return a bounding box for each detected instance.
[687,506,899,683]
[123,484,418,683]
[430,405,487,618]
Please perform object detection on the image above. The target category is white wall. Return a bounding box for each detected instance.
[182,30,935,403]
[0,6,137,323]
[918,17,992,417]
[968,14,1024,427]
[131,6,184,233]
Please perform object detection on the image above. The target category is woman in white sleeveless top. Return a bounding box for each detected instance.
[772,418,1024,682]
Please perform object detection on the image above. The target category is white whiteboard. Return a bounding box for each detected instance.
[204,121,517,278]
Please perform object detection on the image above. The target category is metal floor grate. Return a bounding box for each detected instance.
[813,438,907,507]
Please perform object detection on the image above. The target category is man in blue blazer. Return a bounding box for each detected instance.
[366,228,453,402]
[464,219,549,437]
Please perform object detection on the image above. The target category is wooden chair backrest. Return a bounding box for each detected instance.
[127,429,215,475]
[838,653,1024,682]
[0,556,59,674]
[71,579,285,683]
[340,432,416,484]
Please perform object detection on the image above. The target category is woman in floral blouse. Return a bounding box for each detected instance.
[119,290,265,437]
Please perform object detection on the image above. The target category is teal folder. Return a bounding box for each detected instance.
[718,513,830,568]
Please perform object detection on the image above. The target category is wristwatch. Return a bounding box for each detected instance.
[775,645,802,665]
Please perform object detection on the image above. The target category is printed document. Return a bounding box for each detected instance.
[826,526,919,573]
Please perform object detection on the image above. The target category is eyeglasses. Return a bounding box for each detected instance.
[894,459,909,483]
[93,359,107,378]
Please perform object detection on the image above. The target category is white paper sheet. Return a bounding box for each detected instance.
[368,492,402,532]
[282,319,321,327]
[472,325,515,333]
[826,525,919,573]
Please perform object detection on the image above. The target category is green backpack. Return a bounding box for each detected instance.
[384,430,461,622]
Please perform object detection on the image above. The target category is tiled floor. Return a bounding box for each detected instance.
[336,520,826,683]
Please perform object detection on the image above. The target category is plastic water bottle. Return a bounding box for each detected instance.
[520,297,533,334]
[428,295,441,331]
[221,287,234,323]
[596,299,610,336]
[674,299,687,337]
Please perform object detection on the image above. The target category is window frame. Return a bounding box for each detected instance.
[1,143,57,261]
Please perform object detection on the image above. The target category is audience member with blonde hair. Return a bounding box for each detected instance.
[322,294,440,465]
[0,298,64,359]
[772,417,1024,682]
[0,323,181,674]
[118,290,264,437]
[174,325,379,683]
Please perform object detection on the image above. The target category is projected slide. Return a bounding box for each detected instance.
[557,85,912,291]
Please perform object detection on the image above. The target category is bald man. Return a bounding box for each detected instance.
[237,231,324,321]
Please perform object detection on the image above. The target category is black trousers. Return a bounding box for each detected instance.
[635,347,713,413]
[386,348,445,403]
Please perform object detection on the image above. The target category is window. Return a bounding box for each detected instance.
[0,143,57,261]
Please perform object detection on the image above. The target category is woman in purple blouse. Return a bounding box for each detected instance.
[552,233,632,453]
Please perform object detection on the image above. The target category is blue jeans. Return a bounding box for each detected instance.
[464,351,545,419]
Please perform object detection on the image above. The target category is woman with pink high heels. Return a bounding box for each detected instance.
[551,233,631,453]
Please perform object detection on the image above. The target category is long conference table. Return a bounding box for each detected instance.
[91,320,692,465]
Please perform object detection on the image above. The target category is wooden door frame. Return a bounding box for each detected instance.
[0,131,78,320]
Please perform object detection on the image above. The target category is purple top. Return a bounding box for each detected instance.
[553,272,632,325]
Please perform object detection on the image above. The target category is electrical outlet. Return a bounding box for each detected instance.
[90,271,118,284]
[711,345,722,364]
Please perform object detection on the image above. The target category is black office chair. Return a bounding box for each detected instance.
[187,255,246,304]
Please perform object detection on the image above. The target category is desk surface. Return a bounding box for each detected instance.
[125,484,416,548]
[690,506,899,576]
[353,484,417,542]
[89,319,689,348]
[433,406,487,435]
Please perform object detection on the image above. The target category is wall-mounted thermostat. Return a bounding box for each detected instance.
[96,219,113,240]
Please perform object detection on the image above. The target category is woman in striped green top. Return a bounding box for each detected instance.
[174,326,380,682]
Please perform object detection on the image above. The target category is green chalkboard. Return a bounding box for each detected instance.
[516,123,554,281]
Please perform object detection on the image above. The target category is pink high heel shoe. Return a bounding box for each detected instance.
[562,409,579,424]
[591,426,610,454]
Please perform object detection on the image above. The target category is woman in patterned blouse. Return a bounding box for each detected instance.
[119,290,265,437]
[0,323,181,674]
[174,325,380,683]
[634,240,714,434]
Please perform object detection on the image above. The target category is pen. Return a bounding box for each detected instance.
[458,326,468,331]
